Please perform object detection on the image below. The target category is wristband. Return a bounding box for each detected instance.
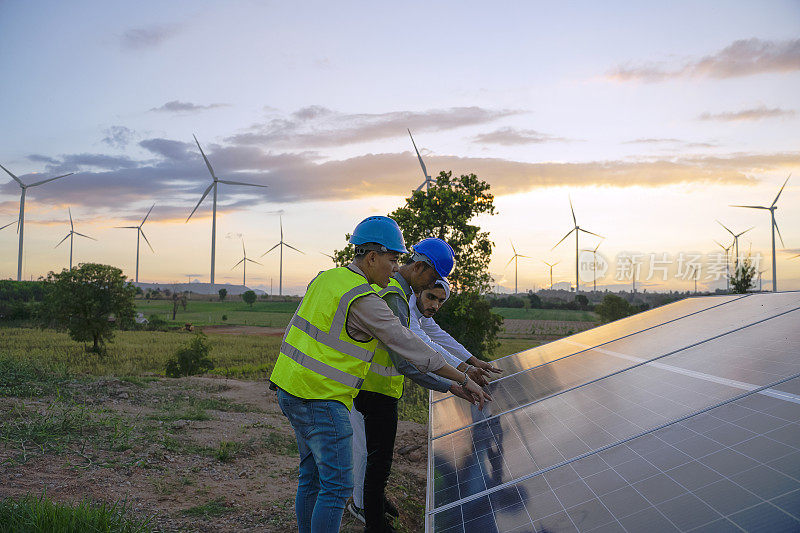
[458,371,469,387]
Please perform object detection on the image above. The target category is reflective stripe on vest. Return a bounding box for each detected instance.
[270,267,379,409]
[361,278,409,398]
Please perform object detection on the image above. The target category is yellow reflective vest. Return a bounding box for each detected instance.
[361,277,408,399]
[270,267,379,410]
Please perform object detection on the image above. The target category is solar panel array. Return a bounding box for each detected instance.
[426,292,800,532]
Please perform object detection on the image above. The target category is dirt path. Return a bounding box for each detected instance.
[0,376,427,532]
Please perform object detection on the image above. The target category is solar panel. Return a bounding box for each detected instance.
[431,292,800,438]
[428,374,800,532]
[426,292,800,532]
[430,294,745,403]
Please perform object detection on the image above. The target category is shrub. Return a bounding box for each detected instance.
[147,315,169,331]
[165,334,214,377]
[594,294,636,323]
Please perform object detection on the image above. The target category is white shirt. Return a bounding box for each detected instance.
[409,293,473,368]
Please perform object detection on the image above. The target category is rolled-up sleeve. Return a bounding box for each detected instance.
[347,294,447,373]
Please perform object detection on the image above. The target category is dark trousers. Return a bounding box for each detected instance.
[354,390,398,533]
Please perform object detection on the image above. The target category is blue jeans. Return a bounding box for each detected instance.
[276,388,354,533]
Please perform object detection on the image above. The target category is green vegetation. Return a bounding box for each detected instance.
[0,327,281,379]
[242,290,257,307]
[215,440,242,462]
[165,333,215,377]
[595,294,637,323]
[491,307,599,321]
[183,498,233,518]
[730,255,757,293]
[0,494,152,533]
[134,299,298,327]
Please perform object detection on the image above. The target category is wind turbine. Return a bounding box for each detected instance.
[731,175,790,292]
[757,269,767,292]
[116,204,155,283]
[0,163,73,281]
[186,135,267,286]
[714,240,733,292]
[505,241,529,294]
[55,208,96,270]
[552,196,603,293]
[716,220,753,267]
[261,215,303,296]
[581,241,604,292]
[543,261,559,290]
[1,220,17,231]
[232,239,261,287]
[408,129,434,192]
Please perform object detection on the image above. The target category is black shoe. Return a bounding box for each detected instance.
[383,496,399,518]
[346,499,366,524]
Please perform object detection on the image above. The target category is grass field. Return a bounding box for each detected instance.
[491,306,599,322]
[135,299,299,327]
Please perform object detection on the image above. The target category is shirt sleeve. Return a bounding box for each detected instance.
[347,293,447,373]
[420,316,474,362]
[410,313,467,368]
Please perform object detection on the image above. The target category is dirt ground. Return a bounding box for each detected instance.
[0,376,427,532]
[502,318,597,339]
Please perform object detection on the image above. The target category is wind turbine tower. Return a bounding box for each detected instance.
[552,197,603,293]
[55,208,96,270]
[186,135,267,286]
[714,240,733,292]
[716,220,753,268]
[1,163,73,281]
[232,238,262,287]
[408,129,434,192]
[543,261,559,290]
[116,204,155,283]
[505,241,529,294]
[731,175,790,292]
[261,215,304,296]
[581,241,603,292]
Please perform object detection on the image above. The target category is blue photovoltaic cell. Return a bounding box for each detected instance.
[431,292,800,437]
[428,375,800,532]
[429,294,744,403]
[428,308,800,510]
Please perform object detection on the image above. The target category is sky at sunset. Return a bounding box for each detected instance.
[1,1,799,294]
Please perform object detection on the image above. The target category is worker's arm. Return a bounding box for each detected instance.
[421,316,503,378]
[348,294,491,407]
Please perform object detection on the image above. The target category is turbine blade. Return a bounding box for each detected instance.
[774,219,785,247]
[284,243,304,254]
[736,226,754,238]
[408,129,429,180]
[578,228,604,239]
[260,242,280,257]
[716,219,734,236]
[186,182,214,222]
[245,258,263,266]
[140,229,154,252]
[115,226,139,229]
[505,256,515,268]
[0,162,23,185]
[280,216,283,241]
[568,196,576,225]
[415,180,426,192]
[141,203,155,225]
[510,240,517,255]
[242,239,246,257]
[68,207,73,230]
[217,179,268,188]
[232,258,244,269]
[55,233,70,247]
[193,134,216,179]
[730,205,768,210]
[74,232,96,240]
[319,252,335,259]
[593,241,601,252]
[771,174,791,207]
[28,172,74,188]
[0,220,16,231]
[552,228,575,250]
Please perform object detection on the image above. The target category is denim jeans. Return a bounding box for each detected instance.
[276,388,354,533]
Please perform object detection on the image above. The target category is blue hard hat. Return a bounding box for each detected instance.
[413,238,455,279]
[350,216,408,253]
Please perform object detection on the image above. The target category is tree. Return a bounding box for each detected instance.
[594,294,635,323]
[527,291,542,309]
[575,294,589,310]
[242,290,257,307]
[165,333,214,377]
[730,256,756,294]
[434,292,502,359]
[44,263,136,353]
[218,288,227,301]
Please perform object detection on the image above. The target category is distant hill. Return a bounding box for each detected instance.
[133,282,266,296]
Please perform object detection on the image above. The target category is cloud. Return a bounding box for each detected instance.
[150,101,230,114]
[472,127,569,145]
[102,126,135,149]
[623,138,718,149]
[120,25,179,50]
[698,106,796,122]
[3,134,797,219]
[228,106,522,147]
[608,38,800,82]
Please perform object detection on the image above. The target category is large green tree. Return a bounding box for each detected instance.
[44,263,136,353]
